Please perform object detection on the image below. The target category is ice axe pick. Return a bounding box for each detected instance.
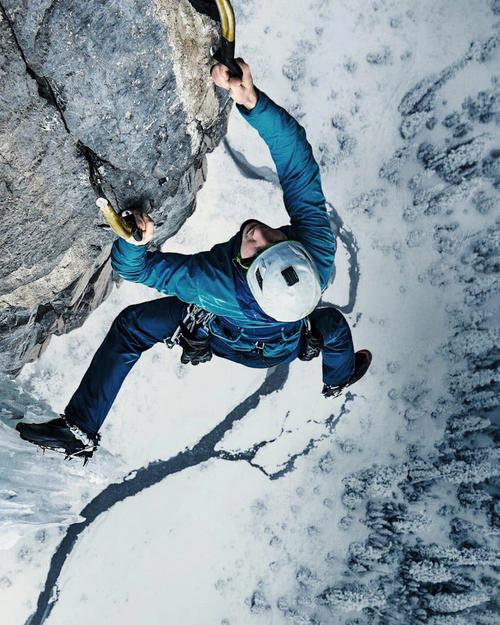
[212,0,243,79]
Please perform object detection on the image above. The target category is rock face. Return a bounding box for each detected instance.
[0,0,228,373]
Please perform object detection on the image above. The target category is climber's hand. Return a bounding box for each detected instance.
[129,210,154,246]
[211,59,258,110]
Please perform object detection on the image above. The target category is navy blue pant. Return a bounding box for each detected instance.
[65,297,187,435]
[65,297,354,436]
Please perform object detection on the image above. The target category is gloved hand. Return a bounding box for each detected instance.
[179,334,213,366]
[298,330,322,362]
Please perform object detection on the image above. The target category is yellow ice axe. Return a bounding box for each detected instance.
[96,198,142,241]
[213,0,242,78]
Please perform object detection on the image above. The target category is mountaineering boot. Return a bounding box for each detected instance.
[16,416,100,464]
[322,349,372,399]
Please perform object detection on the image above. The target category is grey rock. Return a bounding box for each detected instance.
[0,0,229,372]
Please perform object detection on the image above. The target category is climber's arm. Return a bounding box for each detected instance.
[212,60,335,289]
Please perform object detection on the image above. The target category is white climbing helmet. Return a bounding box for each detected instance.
[247,241,322,322]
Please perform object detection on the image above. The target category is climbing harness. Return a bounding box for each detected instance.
[165,304,214,348]
[165,304,214,365]
[253,341,265,356]
[167,305,323,367]
[212,0,243,78]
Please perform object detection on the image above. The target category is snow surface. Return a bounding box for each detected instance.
[1,1,499,624]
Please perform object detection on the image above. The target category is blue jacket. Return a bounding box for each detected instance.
[111,90,354,386]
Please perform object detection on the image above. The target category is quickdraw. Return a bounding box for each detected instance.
[165,304,214,349]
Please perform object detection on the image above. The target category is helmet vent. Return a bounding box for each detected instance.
[255,268,264,290]
[281,266,299,286]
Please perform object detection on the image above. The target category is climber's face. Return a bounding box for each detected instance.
[240,220,288,260]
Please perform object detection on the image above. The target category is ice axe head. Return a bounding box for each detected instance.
[96,198,143,242]
[213,0,242,78]
[193,0,242,78]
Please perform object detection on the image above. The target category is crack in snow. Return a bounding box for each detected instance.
[223,137,280,184]
[24,364,290,624]
[23,374,358,622]
[215,393,356,479]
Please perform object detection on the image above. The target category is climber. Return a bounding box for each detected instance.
[16,59,371,462]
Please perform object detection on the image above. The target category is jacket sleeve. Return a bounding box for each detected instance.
[310,307,355,387]
[110,238,221,307]
[237,89,335,290]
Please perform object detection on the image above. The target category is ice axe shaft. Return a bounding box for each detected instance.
[213,0,242,78]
